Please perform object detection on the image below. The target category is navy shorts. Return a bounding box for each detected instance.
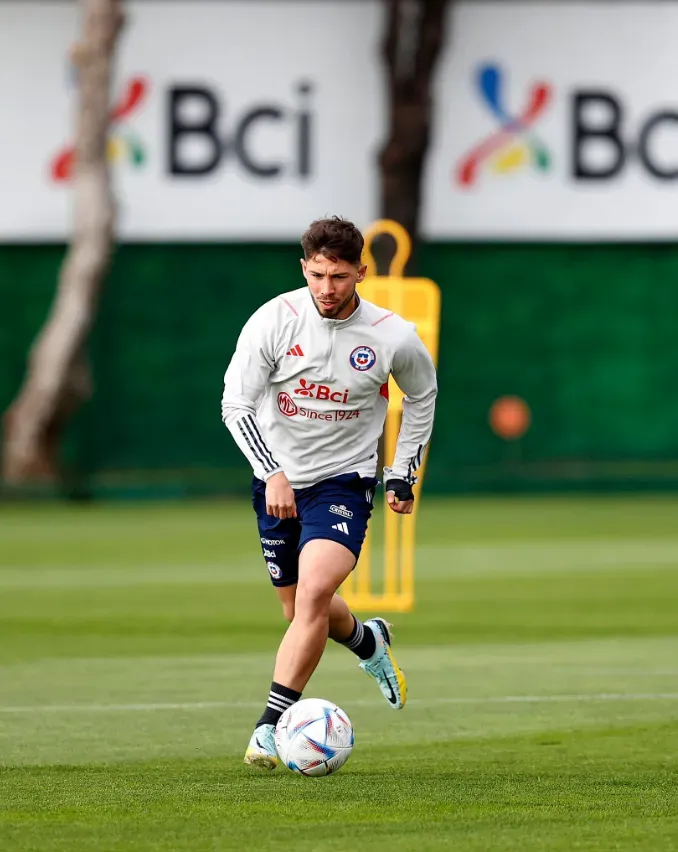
[252,473,379,587]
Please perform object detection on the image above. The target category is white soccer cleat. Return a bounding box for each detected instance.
[359,617,407,709]
[243,723,278,770]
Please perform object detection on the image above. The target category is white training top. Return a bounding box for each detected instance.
[221,286,437,489]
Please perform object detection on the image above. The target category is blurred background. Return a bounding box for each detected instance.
[1,7,678,843]
[5,0,678,499]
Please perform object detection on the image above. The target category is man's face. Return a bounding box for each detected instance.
[301,254,367,319]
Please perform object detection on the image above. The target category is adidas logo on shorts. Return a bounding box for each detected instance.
[331,521,349,535]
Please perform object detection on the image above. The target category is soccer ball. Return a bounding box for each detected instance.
[274,698,354,777]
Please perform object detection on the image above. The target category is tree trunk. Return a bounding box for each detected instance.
[2,0,123,484]
[378,0,449,272]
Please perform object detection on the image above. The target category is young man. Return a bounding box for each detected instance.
[221,216,437,770]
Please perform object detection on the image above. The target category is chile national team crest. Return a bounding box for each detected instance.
[267,562,283,580]
[350,346,376,372]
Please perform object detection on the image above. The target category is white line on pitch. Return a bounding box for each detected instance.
[0,692,677,715]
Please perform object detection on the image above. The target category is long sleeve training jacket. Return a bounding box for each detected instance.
[221,287,437,489]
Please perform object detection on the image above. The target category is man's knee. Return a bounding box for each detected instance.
[292,539,355,621]
[295,578,334,618]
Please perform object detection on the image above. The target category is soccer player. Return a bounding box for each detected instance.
[221,216,437,770]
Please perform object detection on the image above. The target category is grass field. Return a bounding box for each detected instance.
[1,495,678,851]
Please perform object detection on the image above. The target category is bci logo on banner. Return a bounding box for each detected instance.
[456,62,678,187]
[50,75,314,183]
[168,82,313,178]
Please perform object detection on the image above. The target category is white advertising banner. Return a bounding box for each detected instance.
[4,2,678,239]
[424,2,678,239]
[0,1,384,240]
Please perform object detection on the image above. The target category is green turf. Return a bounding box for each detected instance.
[1,496,678,850]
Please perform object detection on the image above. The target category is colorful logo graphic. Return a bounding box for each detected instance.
[50,76,149,182]
[456,64,552,188]
[350,346,376,372]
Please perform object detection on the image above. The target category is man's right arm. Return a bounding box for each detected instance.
[221,307,282,481]
[221,306,297,519]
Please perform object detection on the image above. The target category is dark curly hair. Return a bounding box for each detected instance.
[300,216,364,266]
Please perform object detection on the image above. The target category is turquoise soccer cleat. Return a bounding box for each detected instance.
[243,723,278,770]
[359,618,407,709]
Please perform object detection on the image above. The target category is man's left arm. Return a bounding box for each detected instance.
[385,328,438,513]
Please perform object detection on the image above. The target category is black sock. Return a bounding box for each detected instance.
[255,681,302,729]
[335,616,377,660]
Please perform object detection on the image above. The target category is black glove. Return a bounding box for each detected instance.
[385,478,414,502]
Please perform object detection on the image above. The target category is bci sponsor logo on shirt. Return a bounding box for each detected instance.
[294,378,350,403]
